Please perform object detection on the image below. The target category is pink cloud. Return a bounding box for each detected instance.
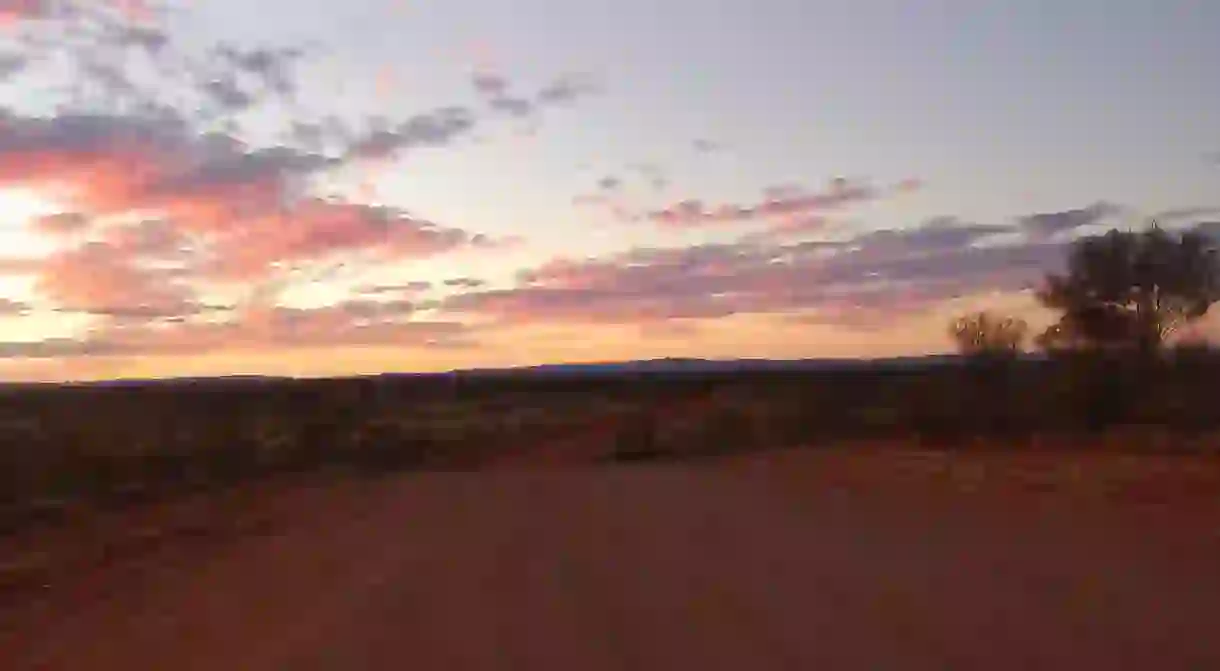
[0,111,509,294]
[0,121,327,234]
[204,200,492,280]
[0,0,53,23]
[646,178,882,228]
[36,242,197,317]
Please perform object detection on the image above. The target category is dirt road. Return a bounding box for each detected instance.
[2,452,1219,669]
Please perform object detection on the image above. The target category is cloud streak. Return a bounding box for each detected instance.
[1017,201,1122,239]
[645,177,905,229]
[438,212,1066,331]
[13,302,476,360]
[469,70,603,122]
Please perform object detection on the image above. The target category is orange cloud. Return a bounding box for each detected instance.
[37,242,196,317]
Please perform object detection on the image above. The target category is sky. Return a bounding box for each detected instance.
[0,0,1217,381]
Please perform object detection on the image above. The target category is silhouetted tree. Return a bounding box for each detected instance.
[949,311,1028,357]
[1036,225,1220,354]
[949,311,1027,434]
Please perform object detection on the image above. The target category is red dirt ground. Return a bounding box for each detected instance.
[1,447,1219,670]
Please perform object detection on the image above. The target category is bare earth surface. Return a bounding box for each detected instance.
[2,448,1220,670]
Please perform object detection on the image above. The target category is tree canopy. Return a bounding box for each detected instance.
[950,311,1028,356]
[1036,225,1220,352]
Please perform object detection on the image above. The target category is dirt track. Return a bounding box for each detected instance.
[2,450,1219,670]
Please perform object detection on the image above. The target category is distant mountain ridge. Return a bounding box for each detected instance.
[14,354,988,388]
[459,355,968,376]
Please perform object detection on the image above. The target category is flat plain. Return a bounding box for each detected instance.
[2,446,1218,670]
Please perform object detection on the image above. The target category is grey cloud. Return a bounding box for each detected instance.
[211,44,306,97]
[346,107,477,160]
[536,73,600,105]
[571,168,662,210]
[630,163,669,191]
[488,95,534,118]
[332,298,416,321]
[441,213,1071,330]
[201,76,258,112]
[74,56,145,103]
[471,72,509,96]
[0,337,130,360]
[355,281,433,295]
[0,109,192,157]
[762,184,805,200]
[287,116,352,152]
[647,178,881,228]
[0,52,28,79]
[0,298,31,316]
[106,24,170,53]
[0,109,335,218]
[1152,206,1220,224]
[845,217,1014,258]
[192,46,305,116]
[1017,201,1122,239]
[473,71,599,120]
[2,4,309,135]
[147,142,335,199]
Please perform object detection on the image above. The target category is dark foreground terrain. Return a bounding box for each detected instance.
[2,447,1218,670]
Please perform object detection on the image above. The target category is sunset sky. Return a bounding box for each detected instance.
[0,0,1217,381]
